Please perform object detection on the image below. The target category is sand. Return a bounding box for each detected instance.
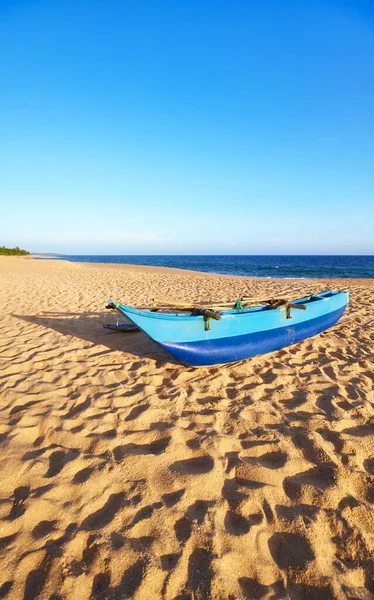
[0,256,373,600]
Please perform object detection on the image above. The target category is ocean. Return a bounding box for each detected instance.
[42,255,374,279]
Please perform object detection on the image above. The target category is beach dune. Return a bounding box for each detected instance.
[0,256,374,599]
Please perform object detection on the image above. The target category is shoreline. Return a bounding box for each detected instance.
[29,255,374,282]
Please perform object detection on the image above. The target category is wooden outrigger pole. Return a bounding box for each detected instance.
[151,295,310,312]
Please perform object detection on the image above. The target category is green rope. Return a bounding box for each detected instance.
[234,299,243,312]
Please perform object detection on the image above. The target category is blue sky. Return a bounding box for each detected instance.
[1,0,373,254]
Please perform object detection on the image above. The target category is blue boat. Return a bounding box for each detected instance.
[107,290,348,366]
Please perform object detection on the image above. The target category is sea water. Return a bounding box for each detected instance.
[40,255,374,279]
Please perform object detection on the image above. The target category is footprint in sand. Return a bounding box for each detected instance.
[161,489,185,507]
[241,450,288,470]
[72,466,95,484]
[224,511,250,536]
[239,577,269,599]
[0,532,18,551]
[124,402,150,421]
[174,500,213,543]
[131,502,163,527]
[160,553,180,571]
[169,455,214,474]
[90,557,148,599]
[8,486,30,520]
[80,492,129,531]
[283,462,337,501]
[268,532,315,570]
[0,582,13,597]
[113,436,171,461]
[363,458,374,475]
[45,449,79,478]
[32,520,58,539]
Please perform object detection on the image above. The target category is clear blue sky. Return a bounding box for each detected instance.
[1,0,373,254]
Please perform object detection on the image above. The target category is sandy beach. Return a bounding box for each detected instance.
[0,256,373,600]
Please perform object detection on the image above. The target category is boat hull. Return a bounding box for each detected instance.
[158,305,345,366]
[109,291,348,366]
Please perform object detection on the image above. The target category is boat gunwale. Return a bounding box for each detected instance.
[109,290,348,322]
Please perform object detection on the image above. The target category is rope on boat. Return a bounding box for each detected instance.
[105,301,122,325]
[192,307,221,331]
[234,299,243,312]
[105,302,121,310]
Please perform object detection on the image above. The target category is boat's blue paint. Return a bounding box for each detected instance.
[108,290,348,366]
[158,305,346,366]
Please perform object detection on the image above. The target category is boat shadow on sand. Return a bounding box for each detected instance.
[13,310,181,366]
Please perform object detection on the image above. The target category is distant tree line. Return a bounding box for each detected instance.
[0,246,30,256]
